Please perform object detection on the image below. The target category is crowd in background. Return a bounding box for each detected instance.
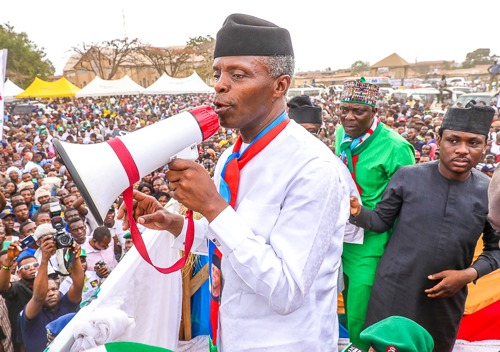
[0,88,497,351]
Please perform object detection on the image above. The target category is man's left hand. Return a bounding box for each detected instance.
[425,268,478,298]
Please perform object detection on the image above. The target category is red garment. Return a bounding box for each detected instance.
[457,300,500,341]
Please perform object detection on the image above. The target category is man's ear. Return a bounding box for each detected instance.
[274,75,291,99]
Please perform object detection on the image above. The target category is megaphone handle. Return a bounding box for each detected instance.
[123,186,194,274]
[107,137,193,274]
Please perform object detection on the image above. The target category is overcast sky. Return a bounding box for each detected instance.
[1,0,498,76]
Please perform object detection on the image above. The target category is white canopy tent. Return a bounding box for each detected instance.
[76,75,145,97]
[144,72,213,95]
[3,79,24,101]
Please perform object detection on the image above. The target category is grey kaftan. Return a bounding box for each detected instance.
[350,161,500,352]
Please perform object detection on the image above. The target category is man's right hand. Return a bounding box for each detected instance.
[117,190,181,232]
[39,236,57,260]
[350,196,362,216]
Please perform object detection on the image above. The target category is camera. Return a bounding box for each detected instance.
[95,260,108,271]
[49,202,74,249]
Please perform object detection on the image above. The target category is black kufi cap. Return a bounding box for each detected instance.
[287,95,322,124]
[214,13,294,58]
[441,105,494,136]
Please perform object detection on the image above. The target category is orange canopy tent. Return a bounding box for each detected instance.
[16,77,80,99]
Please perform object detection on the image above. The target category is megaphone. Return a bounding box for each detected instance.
[53,106,219,225]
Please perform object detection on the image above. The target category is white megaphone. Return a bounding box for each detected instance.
[53,106,219,225]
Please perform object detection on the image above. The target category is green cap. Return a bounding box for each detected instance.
[360,316,434,352]
[123,232,131,239]
[80,248,87,257]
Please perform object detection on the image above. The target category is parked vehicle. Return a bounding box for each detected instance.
[11,103,36,116]
[453,91,499,107]
[287,87,326,98]
[449,86,475,94]
[446,77,467,86]
[328,85,343,94]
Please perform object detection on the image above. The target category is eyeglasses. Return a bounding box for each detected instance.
[19,262,39,271]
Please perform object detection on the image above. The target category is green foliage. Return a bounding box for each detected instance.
[186,35,215,83]
[350,60,370,75]
[462,48,493,68]
[0,24,55,88]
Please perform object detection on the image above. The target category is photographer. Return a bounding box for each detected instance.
[82,226,117,277]
[19,236,83,352]
[0,244,38,352]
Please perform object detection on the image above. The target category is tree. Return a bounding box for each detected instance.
[350,60,370,75]
[462,48,493,68]
[139,45,193,77]
[185,35,215,83]
[73,37,144,80]
[0,24,55,88]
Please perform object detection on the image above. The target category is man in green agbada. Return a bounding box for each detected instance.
[335,77,414,349]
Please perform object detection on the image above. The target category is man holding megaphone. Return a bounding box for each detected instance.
[117,13,351,352]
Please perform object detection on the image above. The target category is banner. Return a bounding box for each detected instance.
[0,49,7,141]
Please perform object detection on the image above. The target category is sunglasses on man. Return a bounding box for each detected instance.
[18,262,40,271]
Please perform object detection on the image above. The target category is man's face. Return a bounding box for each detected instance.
[2,216,15,230]
[14,204,29,222]
[43,164,53,174]
[9,171,19,181]
[407,128,416,139]
[56,189,69,199]
[103,211,115,228]
[44,279,60,309]
[420,126,428,135]
[35,213,51,226]
[485,155,495,164]
[211,264,221,298]
[64,209,80,223]
[299,122,321,135]
[80,256,88,272]
[21,222,37,239]
[38,194,50,205]
[22,173,32,182]
[93,236,111,250]
[125,238,134,252]
[153,179,164,193]
[69,220,87,245]
[438,130,486,180]
[212,56,284,138]
[11,195,24,206]
[17,258,39,281]
[63,195,76,208]
[339,103,375,138]
[70,186,80,198]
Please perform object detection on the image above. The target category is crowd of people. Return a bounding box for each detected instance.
[0,13,499,352]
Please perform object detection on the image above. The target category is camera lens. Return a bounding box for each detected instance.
[56,233,73,248]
